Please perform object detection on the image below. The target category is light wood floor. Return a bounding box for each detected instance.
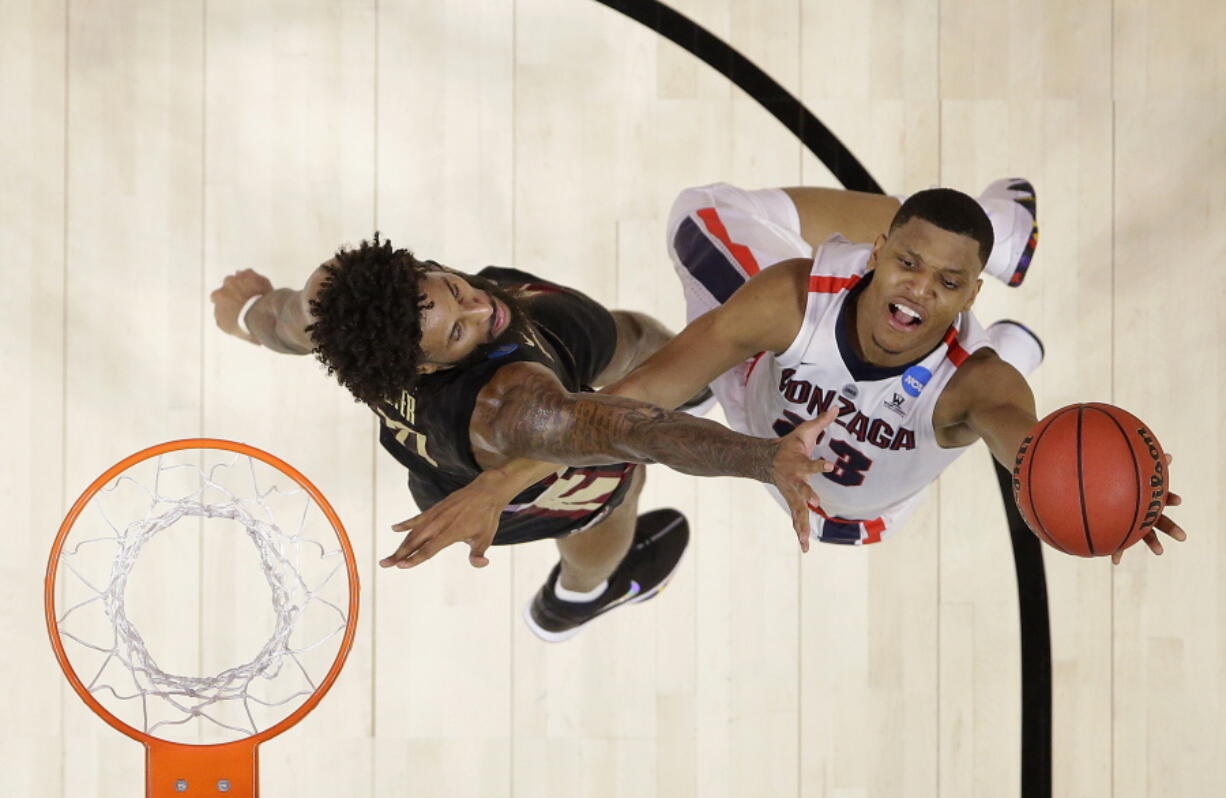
[4,1,1223,795]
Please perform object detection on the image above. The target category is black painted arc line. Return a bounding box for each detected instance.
[994,460,1054,798]
[590,0,884,195]
[588,2,1051,795]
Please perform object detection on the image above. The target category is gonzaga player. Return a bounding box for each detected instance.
[655,181,1040,543]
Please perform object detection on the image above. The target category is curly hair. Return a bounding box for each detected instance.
[306,234,431,405]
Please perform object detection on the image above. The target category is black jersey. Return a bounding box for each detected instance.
[374,267,637,545]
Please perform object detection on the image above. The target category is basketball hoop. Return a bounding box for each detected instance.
[45,439,360,797]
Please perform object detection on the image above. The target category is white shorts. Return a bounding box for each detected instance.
[664,183,812,436]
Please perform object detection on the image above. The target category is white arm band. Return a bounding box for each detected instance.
[237,293,266,338]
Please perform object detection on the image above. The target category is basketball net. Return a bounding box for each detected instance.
[53,450,350,743]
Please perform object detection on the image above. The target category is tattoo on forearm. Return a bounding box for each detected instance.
[498,386,778,482]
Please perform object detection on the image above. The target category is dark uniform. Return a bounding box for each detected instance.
[373,267,637,545]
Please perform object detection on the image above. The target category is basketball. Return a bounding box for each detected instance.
[1012,403,1168,557]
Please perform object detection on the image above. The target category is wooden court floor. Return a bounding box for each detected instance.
[3,1,1223,796]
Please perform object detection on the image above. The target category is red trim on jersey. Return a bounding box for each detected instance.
[743,351,766,385]
[808,273,862,294]
[696,207,761,276]
[942,325,970,367]
[862,516,887,544]
[520,283,565,294]
[805,501,888,544]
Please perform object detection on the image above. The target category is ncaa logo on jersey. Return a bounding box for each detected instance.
[901,365,932,398]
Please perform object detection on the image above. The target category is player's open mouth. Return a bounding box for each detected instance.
[886,301,924,331]
[490,298,509,337]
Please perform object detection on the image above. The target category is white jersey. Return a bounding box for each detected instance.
[741,236,990,543]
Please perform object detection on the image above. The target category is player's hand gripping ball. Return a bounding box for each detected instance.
[1011,403,1168,557]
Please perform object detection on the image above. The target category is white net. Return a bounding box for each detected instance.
[52,448,353,745]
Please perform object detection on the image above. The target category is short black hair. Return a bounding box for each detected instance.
[888,188,994,267]
[306,234,431,405]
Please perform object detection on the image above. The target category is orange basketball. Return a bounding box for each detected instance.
[1011,403,1168,557]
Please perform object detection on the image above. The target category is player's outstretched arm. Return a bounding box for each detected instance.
[956,354,1040,470]
[474,360,833,490]
[956,354,1185,563]
[210,266,327,355]
[379,357,837,571]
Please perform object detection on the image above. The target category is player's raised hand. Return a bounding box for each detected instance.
[1112,453,1186,565]
[210,268,273,344]
[380,479,507,570]
[770,405,839,553]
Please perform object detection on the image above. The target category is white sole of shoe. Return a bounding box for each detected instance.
[522,543,688,644]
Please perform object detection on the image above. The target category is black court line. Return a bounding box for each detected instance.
[588,2,1052,796]
[994,459,1054,798]
[590,0,883,195]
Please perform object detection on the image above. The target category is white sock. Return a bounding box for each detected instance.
[988,321,1044,377]
[554,578,608,603]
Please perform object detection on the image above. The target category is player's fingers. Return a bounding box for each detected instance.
[805,407,838,442]
[793,407,838,443]
[791,505,809,553]
[380,522,441,565]
[468,538,492,568]
[391,513,423,532]
[378,546,407,568]
[1143,531,1164,556]
[1163,453,1173,465]
[1155,514,1186,541]
[379,535,418,568]
[1112,550,1123,565]
[400,537,448,569]
[1165,492,1182,506]
[805,457,835,474]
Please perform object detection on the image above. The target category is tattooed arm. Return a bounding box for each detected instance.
[469,360,832,485]
[382,372,835,570]
[470,361,762,477]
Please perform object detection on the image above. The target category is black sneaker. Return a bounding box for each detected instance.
[523,509,690,643]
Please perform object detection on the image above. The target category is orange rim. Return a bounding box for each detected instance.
[44,438,360,750]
